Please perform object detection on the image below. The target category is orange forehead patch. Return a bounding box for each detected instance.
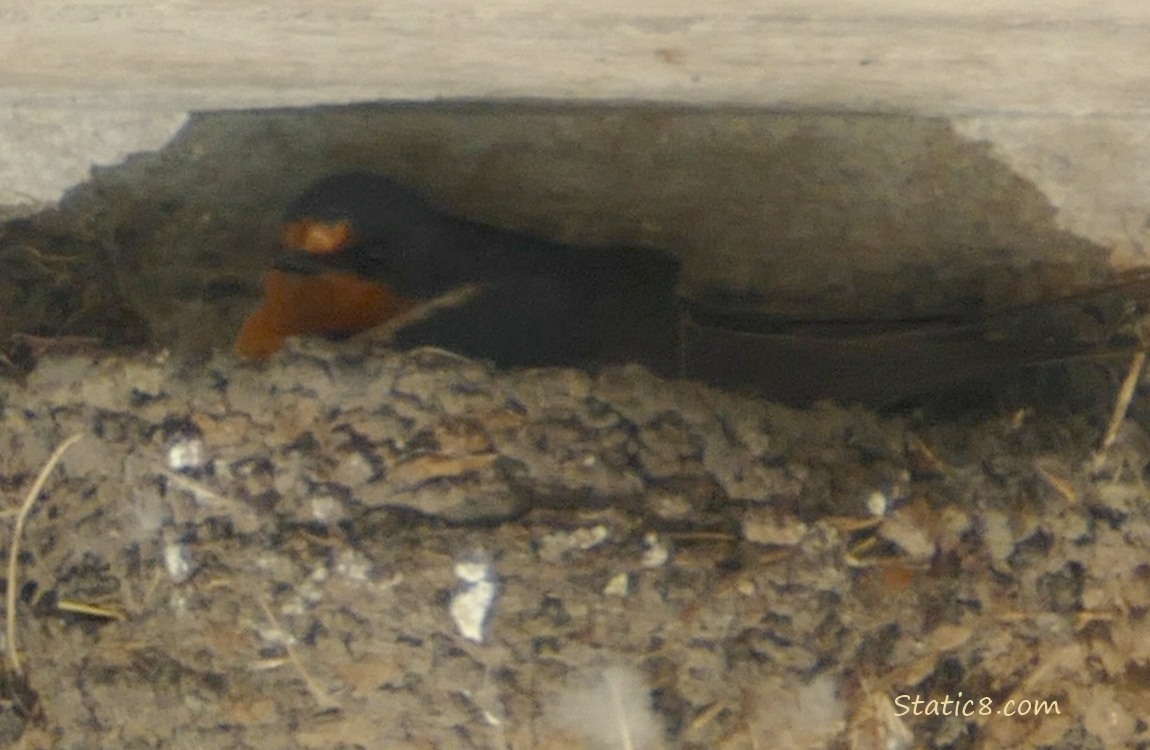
[280,219,356,254]
[236,270,415,360]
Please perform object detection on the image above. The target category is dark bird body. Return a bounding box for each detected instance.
[243,172,681,374]
[238,172,1146,407]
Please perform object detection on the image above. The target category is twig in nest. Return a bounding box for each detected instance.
[6,433,83,675]
[257,597,339,711]
[355,283,484,344]
[11,333,102,357]
[1097,350,1147,455]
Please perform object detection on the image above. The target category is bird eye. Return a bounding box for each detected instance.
[281,219,356,254]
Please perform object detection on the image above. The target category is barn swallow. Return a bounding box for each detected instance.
[238,172,681,373]
[238,172,1147,406]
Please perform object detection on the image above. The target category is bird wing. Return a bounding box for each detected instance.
[390,277,592,368]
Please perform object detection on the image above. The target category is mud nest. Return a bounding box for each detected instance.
[0,340,1147,749]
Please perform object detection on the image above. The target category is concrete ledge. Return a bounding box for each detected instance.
[3,2,1150,262]
[5,2,1150,114]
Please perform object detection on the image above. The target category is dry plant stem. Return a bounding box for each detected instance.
[606,671,636,750]
[258,597,339,711]
[358,283,483,344]
[6,433,83,676]
[1099,350,1147,454]
[10,333,102,353]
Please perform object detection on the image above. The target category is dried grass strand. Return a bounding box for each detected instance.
[6,433,82,675]
[1099,350,1147,454]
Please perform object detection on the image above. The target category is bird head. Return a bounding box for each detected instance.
[274,172,473,298]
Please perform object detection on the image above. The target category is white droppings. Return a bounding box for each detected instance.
[603,572,630,597]
[309,494,345,523]
[333,549,372,582]
[537,525,612,563]
[166,438,205,471]
[451,560,497,643]
[297,580,324,605]
[455,560,490,584]
[641,532,669,568]
[866,490,888,517]
[163,541,194,583]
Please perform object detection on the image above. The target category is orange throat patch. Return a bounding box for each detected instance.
[236,269,414,360]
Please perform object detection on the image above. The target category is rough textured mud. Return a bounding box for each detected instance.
[0,341,1148,749]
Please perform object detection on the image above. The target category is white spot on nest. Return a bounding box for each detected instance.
[333,550,372,582]
[641,532,669,568]
[167,438,205,471]
[866,490,888,517]
[163,541,194,583]
[450,560,497,643]
[603,572,630,597]
[309,494,344,523]
[537,525,611,563]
